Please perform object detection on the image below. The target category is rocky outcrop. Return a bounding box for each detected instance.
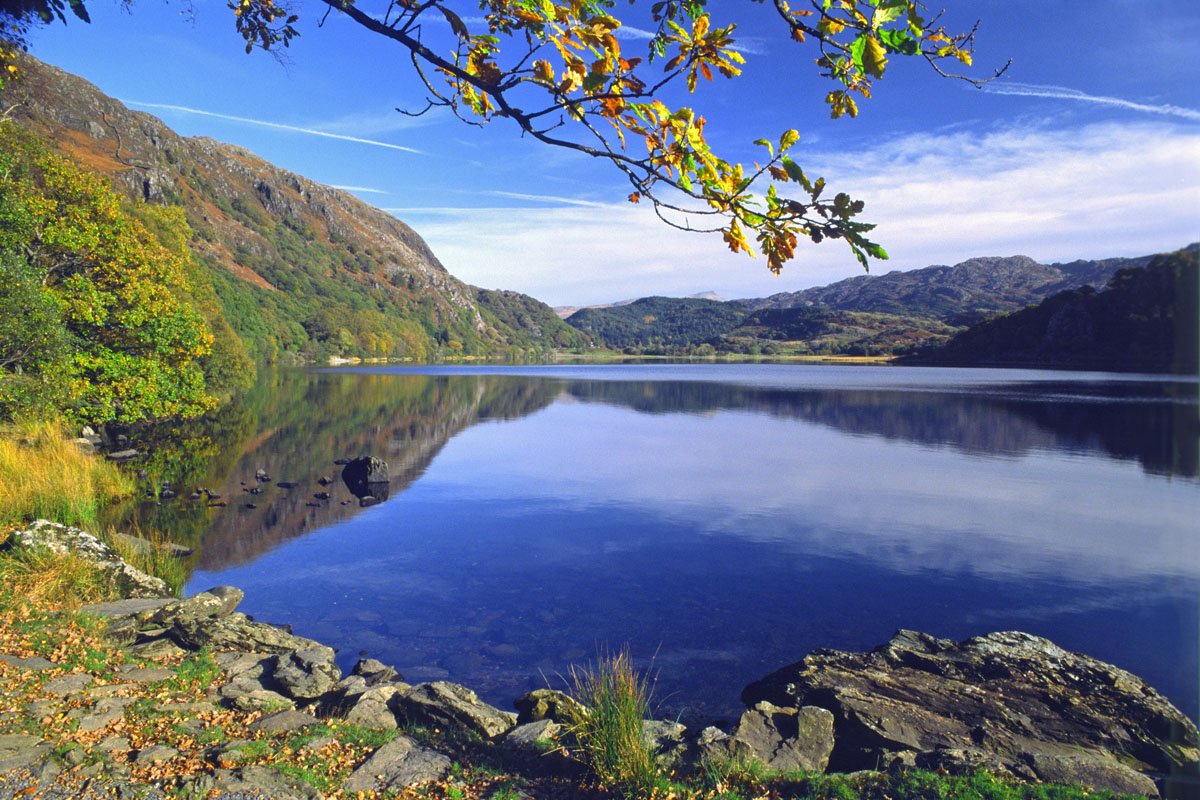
[5,520,171,599]
[741,629,1199,795]
[398,681,518,738]
[341,455,390,500]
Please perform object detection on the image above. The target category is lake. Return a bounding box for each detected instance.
[119,363,1200,726]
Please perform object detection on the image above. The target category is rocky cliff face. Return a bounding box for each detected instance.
[0,55,580,358]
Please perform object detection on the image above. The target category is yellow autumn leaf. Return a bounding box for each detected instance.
[861,34,887,77]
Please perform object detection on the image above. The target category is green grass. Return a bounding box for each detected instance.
[568,648,663,798]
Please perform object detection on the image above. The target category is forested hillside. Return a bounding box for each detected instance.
[738,254,1153,324]
[907,247,1198,373]
[0,56,574,367]
[0,55,580,424]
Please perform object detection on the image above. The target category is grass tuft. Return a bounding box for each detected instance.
[0,418,133,528]
[0,543,110,610]
[568,647,662,798]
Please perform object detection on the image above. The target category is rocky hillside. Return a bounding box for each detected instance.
[738,253,1161,325]
[0,55,575,361]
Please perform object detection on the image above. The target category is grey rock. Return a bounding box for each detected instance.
[229,689,295,713]
[741,629,1200,788]
[352,657,406,686]
[642,720,690,769]
[106,448,139,461]
[145,587,243,627]
[126,636,187,659]
[0,733,54,773]
[170,612,325,653]
[343,685,402,729]
[398,681,517,738]
[514,688,587,725]
[0,654,55,671]
[342,734,451,793]
[96,736,132,753]
[81,598,173,618]
[44,672,94,696]
[6,520,170,598]
[194,765,322,799]
[505,719,563,750]
[115,665,176,682]
[272,645,341,699]
[248,709,320,733]
[1025,752,1160,797]
[728,702,835,773]
[134,744,179,764]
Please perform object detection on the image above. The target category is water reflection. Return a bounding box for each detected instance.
[120,366,1199,725]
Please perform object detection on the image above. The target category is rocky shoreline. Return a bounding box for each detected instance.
[1,520,1197,799]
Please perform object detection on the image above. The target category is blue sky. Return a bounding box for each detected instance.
[25,0,1200,306]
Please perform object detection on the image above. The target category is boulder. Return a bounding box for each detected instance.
[0,734,55,773]
[341,456,390,499]
[728,702,835,773]
[6,520,170,598]
[514,688,587,725]
[741,630,1199,794]
[397,681,517,738]
[342,735,451,793]
[169,612,326,654]
[271,645,341,700]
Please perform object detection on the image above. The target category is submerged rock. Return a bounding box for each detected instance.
[741,629,1199,795]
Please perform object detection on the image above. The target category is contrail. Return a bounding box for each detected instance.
[980,82,1200,122]
[485,190,614,208]
[122,101,426,154]
[331,185,387,194]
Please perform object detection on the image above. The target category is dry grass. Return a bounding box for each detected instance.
[0,541,110,611]
[0,418,134,529]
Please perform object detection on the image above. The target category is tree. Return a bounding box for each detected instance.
[0,122,217,423]
[3,0,1006,274]
[228,0,1007,273]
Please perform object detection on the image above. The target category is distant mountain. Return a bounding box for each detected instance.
[554,291,725,319]
[474,289,589,349]
[738,254,1157,325]
[907,247,1198,373]
[0,55,573,361]
[565,296,749,348]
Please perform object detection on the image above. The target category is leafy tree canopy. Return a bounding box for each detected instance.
[0,122,218,423]
[2,0,1005,274]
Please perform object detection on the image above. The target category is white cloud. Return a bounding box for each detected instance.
[331,185,388,194]
[123,101,426,154]
[979,82,1200,122]
[382,121,1200,305]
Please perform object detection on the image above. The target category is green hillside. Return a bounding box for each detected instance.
[907,247,1199,373]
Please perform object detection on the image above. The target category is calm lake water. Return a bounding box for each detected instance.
[122,364,1200,726]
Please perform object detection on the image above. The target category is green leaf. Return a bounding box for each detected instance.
[878,29,918,55]
[781,157,810,191]
[679,173,693,192]
[871,0,906,29]
[754,138,774,158]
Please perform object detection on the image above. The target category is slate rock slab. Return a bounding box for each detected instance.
[248,709,320,733]
[0,734,54,773]
[342,734,451,793]
[742,629,1199,792]
[398,681,517,738]
[729,702,835,773]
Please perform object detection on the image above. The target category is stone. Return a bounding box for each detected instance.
[127,636,187,659]
[228,689,295,713]
[642,720,690,769]
[6,520,170,598]
[397,681,517,738]
[741,629,1199,792]
[728,702,835,773]
[514,688,587,725]
[272,645,341,699]
[145,586,243,627]
[134,744,179,764]
[248,709,320,733]
[106,448,139,461]
[115,665,175,682]
[43,672,94,696]
[342,734,452,793]
[0,654,55,671]
[342,685,402,729]
[0,734,54,773]
[505,719,563,750]
[192,765,322,800]
[341,456,390,499]
[352,657,406,686]
[1025,752,1161,798]
[170,612,326,653]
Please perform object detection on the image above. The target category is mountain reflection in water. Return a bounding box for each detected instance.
[117,365,1198,725]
